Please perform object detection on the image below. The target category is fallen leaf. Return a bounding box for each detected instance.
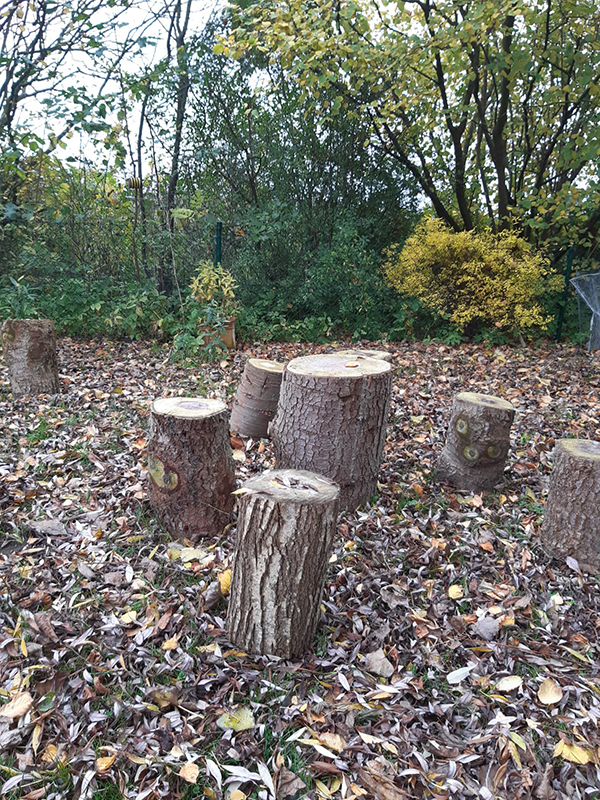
[362,648,394,678]
[218,568,232,596]
[96,754,116,772]
[553,740,591,764]
[162,635,179,650]
[446,665,476,685]
[0,692,33,719]
[216,706,255,731]
[277,766,306,799]
[179,763,200,784]
[538,678,563,705]
[495,675,523,692]
[448,584,464,599]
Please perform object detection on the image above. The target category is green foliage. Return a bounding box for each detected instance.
[383,218,561,337]
[0,276,39,318]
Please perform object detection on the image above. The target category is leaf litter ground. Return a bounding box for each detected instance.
[1,339,600,800]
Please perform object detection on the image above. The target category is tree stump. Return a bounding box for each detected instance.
[1,319,60,398]
[228,469,340,658]
[541,439,600,570]
[229,358,284,438]
[148,397,235,541]
[437,392,515,491]
[270,354,392,510]
[335,348,393,363]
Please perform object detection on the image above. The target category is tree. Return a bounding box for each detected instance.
[223,0,600,254]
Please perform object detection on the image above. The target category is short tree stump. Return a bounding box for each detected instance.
[228,469,340,658]
[148,397,235,541]
[1,319,60,398]
[270,353,392,510]
[541,439,600,570]
[229,358,284,438]
[437,392,515,491]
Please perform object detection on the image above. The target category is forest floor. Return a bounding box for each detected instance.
[1,338,600,800]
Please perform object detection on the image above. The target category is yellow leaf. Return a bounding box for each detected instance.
[507,739,522,769]
[358,732,383,745]
[553,740,591,764]
[230,791,246,800]
[181,547,208,563]
[494,675,523,692]
[448,584,464,600]
[204,789,217,799]
[162,636,179,651]
[216,706,255,731]
[32,723,43,755]
[96,754,116,772]
[41,744,66,764]
[218,569,232,596]
[538,678,563,705]
[120,610,138,625]
[0,691,33,719]
[20,637,28,657]
[179,763,200,784]
[315,779,332,798]
[317,732,346,752]
[509,731,527,751]
[382,742,398,754]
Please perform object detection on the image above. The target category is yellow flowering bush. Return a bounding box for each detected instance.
[189,261,238,317]
[383,218,560,335]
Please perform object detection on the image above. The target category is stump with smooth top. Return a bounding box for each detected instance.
[229,358,284,438]
[437,392,515,491]
[541,439,600,570]
[1,319,60,398]
[148,397,235,541]
[269,353,392,510]
[227,469,340,658]
[334,348,393,363]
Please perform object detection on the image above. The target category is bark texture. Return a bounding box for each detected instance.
[148,397,235,541]
[541,439,600,570]
[437,392,515,491]
[1,319,59,398]
[270,354,392,511]
[335,348,393,363]
[229,358,284,438]
[228,469,340,658]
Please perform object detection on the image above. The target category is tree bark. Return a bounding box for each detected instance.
[148,397,235,541]
[229,358,284,438]
[1,319,59,398]
[270,354,392,511]
[335,348,393,363]
[437,392,515,491]
[541,439,600,570]
[228,469,340,658]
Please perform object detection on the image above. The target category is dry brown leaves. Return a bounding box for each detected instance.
[0,339,600,799]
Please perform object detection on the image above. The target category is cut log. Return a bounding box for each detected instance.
[269,353,392,510]
[436,392,515,491]
[228,469,340,657]
[541,439,600,570]
[335,348,393,363]
[1,319,60,398]
[148,397,235,541]
[229,358,284,438]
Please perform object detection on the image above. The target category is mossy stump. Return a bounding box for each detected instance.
[269,353,392,511]
[437,392,515,491]
[1,319,60,398]
[228,469,340,658]
[541,439,600,570]
[148,397,235,541]
[229,358,284,438]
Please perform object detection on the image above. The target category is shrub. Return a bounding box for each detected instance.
[383,218,560,337]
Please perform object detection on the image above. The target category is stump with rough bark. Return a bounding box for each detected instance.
[228,469,340,657]
[270,353,392,510]
[148,397,235,541]
[335,348,393,363]
[1,319,60,398]
[437,392,515,491]
[229,358,284,438]
[541,439,600,570]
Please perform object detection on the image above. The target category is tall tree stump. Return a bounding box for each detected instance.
[270,354,392,510]
[229,358,284,438]
[228,469,340,658]
[437,392,515,491]
[148,397,235,541]
[541,439,600,570]
[335,348,393,363]
[1,319,60,398]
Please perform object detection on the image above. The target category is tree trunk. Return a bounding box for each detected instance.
[437,392,515,491]
[148,397,235,541]
[335,348,393,362]
[229,358,284,438]
[1,319,60,398]
[270,354,392,511]
[541,439,600,570]
[228,469,340,658]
